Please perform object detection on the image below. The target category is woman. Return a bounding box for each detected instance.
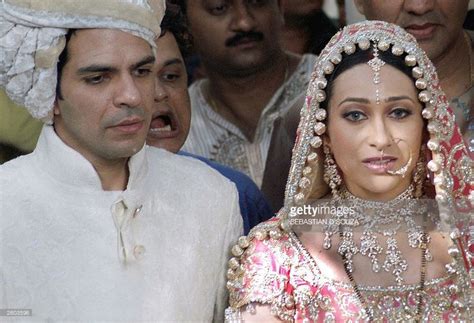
[225,21,472,322]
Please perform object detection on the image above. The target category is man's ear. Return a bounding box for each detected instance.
[53,99,61,115]
[353,0,366,15]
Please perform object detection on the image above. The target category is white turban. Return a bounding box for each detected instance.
[0,0,165,123]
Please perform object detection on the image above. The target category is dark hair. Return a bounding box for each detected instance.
[56,29,76,100]
[161,1,192,58]
[170,0,187,14]
[322,45,415,110]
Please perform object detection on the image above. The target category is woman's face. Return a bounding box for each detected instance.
[326,63,424,201]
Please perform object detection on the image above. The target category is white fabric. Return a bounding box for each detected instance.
[183,54,317,188]
[0,125,243,322]
[0,0,165,123]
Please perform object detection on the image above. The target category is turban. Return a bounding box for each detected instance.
[0,0,165,123]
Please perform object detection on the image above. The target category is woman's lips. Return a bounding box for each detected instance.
[405,24,436,41]
[362,156,397,174]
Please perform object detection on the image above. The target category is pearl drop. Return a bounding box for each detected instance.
[405,54,417,66]
[344,43,356,54]
[358,38,370,50]
[378,40,390,51]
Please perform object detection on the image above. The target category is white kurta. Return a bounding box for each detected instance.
[0,125,243,322]
[182,54,317,187]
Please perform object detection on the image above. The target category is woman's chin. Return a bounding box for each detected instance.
[345,176,412,201]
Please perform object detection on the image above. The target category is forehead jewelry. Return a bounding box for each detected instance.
[367,46,385,105]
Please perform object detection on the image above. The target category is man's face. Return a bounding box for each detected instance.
[147,32,190,153]
[186,0,284,76]
[54,29,155,164]
[354,0,468,61]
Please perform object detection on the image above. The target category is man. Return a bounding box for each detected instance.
[176,0,316,189]
[0,1,242,321]
[149,5,273,234]
[353,0,473,152]
[280,0,339,55]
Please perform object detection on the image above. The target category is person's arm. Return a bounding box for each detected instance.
[214,185,243,322]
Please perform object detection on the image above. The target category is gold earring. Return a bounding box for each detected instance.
[413,145,427,198]
[323,144,342,199]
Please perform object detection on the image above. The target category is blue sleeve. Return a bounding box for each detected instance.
[178,151,274,234]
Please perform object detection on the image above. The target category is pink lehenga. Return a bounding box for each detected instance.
[225,21,473,322]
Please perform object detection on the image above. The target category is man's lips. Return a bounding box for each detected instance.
[405,23,437,40]
[109,117,144,134]
[232,37,259,48]
[362,156,397,173]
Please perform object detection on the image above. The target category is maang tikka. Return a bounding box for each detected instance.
[367,46,385,104]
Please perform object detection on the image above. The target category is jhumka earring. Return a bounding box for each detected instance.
[323,143,342,199]
[413,145,427,198]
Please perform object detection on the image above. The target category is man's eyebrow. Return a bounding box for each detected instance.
[77,65,118,75]
[76,55,155,75]
[131,55,155,70]
[163,58,183,67]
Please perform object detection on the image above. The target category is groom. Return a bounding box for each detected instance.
[0,1,242,321]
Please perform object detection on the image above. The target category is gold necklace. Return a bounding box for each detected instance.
[340,226,429,322]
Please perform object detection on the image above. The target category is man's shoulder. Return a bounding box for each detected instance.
[178,151,258,189]
[0,152,35,180]
[146,146,235,190]
[300,53,317,70]
[187,79,206,102]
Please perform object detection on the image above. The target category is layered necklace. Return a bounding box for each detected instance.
[320,185,433,321]
[322,185,433,286]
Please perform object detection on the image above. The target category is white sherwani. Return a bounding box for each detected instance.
[0,125,243,322]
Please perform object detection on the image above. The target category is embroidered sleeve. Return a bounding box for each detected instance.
[226,220,297,321]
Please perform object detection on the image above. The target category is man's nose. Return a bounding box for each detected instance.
[114,74,142,108]
[403,0,435,16]
[154,81,168,103]
[230,3,257,32]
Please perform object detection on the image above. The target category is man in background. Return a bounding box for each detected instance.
[149,4,273,233]
[280,0,339,55]
[176,0,316,192]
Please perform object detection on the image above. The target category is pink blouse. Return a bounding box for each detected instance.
[226,220,469,322]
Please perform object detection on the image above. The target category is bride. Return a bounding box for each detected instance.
[225,21,472,322]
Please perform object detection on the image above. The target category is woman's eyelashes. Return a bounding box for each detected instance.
[340,105,414,123]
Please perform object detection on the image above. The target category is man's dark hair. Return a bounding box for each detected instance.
[161,1,192,58]
[170,0,187,14]
[56,29,76,100]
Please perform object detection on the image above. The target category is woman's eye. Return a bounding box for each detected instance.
[342,110,367,122]
[389,108,412,119]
